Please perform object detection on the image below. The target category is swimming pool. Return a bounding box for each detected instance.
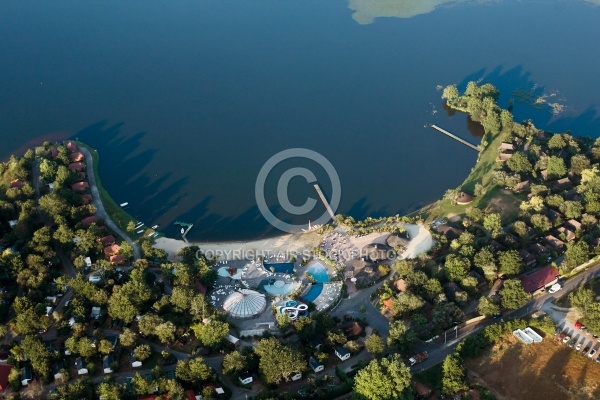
[302,285,322,302]
[307,262,329,283]
[263,262,295,274]
[262,280,299,296]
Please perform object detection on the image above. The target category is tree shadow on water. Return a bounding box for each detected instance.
[456,65,600,137]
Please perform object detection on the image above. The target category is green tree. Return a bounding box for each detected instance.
[391,292,424,316]
[119,328,137,348]
[563,240,590,270]
[176,358,215,383]
[547,156,567,178]
[387,321,417,353]
[22,336,51,380]
[191,320,229,348]
[500,279,530,309]
[354,354,413,400]
[170,286,194,312]
[444,255,470,282]
[530,214,552,232]
[483,213,503,238]
[442,85,459,103]
[365,333,385,355]
[138,314,164,337]
[547,134,566,149]
[570,154,591,175]
[155,321,177,344]
[507,152,532,173]
[498,250,522,275]
[222,351,246,376]
[477,297,500,316]
[560,201,583,219]
[134,344,152,361]
[254,338,306,385]
[97,381,123,400]
[442,354,468,395]
[474,246,497,280]
[423,278,443,301]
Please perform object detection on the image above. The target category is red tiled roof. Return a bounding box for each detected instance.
[80,194,93,204]
[69,152,84,162]
[49,147,58,159]
[78,172,86,179]
[68,162,86,171]
[383,298,394,309]
[110,255,126,264]
[9,179,25,189]
[99,235,116,245]
[81,216,99,226]
[71,182,89,191]
[520,265,559,293]
[0,364,13,391]
[104,244,121,256]
[66,141,77,152]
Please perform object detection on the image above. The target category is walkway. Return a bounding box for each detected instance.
[80,147,141,260]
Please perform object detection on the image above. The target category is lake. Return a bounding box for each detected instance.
[1,0,599,241]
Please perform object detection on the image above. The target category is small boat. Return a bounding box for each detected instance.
[120,202,129,207]
[152,232,159,237]
[136,229,144,234]
[151,225,159,229]
[181,228,185,234]
[135,223,143,228]
[147,232,154,237]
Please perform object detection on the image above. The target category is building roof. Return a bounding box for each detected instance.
[544,235,565,250]
[75,357,87,370]
[69,152,84,162]
[309,356,322,370]
[497,152,512,162]
[394,279,407,292]
[110,255,126,264]
[513,180,530,193]
[540,169,549,180]
[341,321,364,338]
[557,227,575,242]
[71,181,89,191]
[334,345,350,356]
[490,240,506,252]
[529,243,549,255]
[567,219,582,231]
[413,379,432,396]
[68,162,86,171]
[383,298,394,309]
[10,179,25,189]
[81,216,99,226]
[456,191,474,205]
[387,234,409,248]
[436,224,463,240]
[222,289,266,318]
[520,265,559,293]
[0,364,12,391]
[99,235,116,245]
[103,354,114,369]
[498,142,516,152]
[519,248,536,265]
[80,194,93,204]
[555,177,572,190]
[104,244,121,256]
[66,141,77,152]
[546,209,563,222]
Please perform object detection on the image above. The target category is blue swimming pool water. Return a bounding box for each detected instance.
[264,262,295,274]
[307,262,329,283]
[302,285,322,303]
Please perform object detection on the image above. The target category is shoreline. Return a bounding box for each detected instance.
[154,223,433,262]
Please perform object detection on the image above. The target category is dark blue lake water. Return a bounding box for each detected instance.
[1,1,599,240]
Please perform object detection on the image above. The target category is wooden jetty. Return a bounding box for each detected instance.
[313,183,336,221]
[174,221,194,243]
[431,125,480,152]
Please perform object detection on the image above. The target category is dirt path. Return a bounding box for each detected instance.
[80,147,141,260]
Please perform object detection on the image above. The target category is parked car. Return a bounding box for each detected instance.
[596,355,600,363]
[563,335,571,344]
[588,349,597,358]
[548,283,562,293]
[558,333,566,342]
[576,342,583,351]
[569,339,577,347]
[575,321,585,330]
[583,346,591,354]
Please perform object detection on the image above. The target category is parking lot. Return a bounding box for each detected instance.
[555,317,600,361]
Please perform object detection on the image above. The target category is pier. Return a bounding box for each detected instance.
[313,183,336,221]
[175,221,194,243]
[431,125,480,152]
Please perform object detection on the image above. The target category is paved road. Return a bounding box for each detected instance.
[80,147,141,260]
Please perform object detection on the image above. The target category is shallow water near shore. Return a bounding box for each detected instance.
[1,0,600,240]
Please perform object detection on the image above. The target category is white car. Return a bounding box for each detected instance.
[548,283,562,294]
[588,349,597,358]
[88,273,102,284]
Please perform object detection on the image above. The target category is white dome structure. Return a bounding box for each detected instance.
[222,289,267,318]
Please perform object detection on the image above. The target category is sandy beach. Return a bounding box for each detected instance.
[154,223,433,262]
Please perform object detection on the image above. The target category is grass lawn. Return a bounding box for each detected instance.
[417,119,524,224]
